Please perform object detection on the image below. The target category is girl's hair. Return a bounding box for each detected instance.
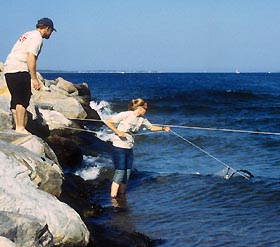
[128,98,146,111]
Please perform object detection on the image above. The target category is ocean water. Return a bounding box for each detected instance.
[43,72,280,247]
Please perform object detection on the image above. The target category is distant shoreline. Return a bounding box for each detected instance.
[39,70,280,74]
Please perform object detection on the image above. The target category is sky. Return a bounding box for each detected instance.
[1,0,279,72]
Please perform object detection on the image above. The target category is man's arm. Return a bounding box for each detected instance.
[27,52,41,90]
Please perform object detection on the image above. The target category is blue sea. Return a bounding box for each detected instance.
[43,72,280,247]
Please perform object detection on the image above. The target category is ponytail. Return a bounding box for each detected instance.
[128,98,146,111]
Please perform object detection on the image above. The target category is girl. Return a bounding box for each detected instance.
[105,98,170,198]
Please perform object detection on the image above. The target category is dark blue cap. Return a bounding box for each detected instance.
[37,18,56,31]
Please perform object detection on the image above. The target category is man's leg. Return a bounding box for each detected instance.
[15,104,30,134]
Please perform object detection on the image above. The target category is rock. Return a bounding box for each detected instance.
[0,236,16,247]
[0,212,53,247]
[59,173,104,219]
[0,140,90,246]
[0,74,11,111]
[55,77,79,95]
[0,70,101,246]
[74,83,91,104]
[32,91,87,119]
[75,83,91,97]
[36,72,55,89]
[0,136,63,197]
[0,62,4,72]
[38,109,72,131]
[0,72,102,133]
[0,108,13,131]
[46,135,83,170]
[84,105,103,125]
[0,84,13,131]
[49,84,73,96]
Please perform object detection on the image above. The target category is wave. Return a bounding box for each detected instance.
[89,100,114,121]
[75,155,113,180]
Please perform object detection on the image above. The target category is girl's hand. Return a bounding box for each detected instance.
[163,126,170,132]
[117,131,127,138]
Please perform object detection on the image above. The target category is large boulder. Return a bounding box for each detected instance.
[0,140,90,246]
[46,135,83,170]
[0,74,13,131]
[32,91,87,119]
[55,77,79,95]
[37,109,72,131]
[0,134,63,197]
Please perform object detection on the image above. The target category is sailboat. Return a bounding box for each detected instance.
[235,69,240,74]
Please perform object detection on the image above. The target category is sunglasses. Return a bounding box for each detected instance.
[141,106,148,111]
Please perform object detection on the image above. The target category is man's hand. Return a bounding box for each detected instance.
[32,78,41,90]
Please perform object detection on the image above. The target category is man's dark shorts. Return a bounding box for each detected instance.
[5,72,31,109]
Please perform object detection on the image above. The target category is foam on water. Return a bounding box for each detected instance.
[89,100,114,121]
[75,155,113,180]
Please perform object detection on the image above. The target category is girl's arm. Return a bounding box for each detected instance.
[150,125,170,132]
[105,117,127,137]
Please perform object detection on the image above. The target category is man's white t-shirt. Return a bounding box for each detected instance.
[111,111,153,149]
[4,30,43,73]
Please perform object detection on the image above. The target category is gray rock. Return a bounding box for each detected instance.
[55,77,78,95]
[0,212,53,247]
[0,68,91,246]
[0,136,63,197]
[0,236,16,247]
[0,140,90,246]
[32,91,87,119]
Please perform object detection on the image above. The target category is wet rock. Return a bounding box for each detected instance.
[46,135,83,170]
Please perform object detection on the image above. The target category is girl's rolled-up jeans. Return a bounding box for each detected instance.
[112,146,133,184]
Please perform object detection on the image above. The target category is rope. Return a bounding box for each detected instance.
[68,117,280,136]
[159,124,280,136]
[63,126,98,134]
[63,126,163,136]
[170,130,250,180]
[57,123,252,180]
[69,117,104,123]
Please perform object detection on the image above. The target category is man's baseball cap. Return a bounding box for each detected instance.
[37,18,56,31]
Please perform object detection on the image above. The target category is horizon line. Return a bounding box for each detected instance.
[38,69,279,74]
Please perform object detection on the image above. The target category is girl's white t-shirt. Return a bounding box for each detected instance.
[4,30,43,73]
[111,111,152,149]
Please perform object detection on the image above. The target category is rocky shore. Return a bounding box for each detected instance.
[0,62,155,246]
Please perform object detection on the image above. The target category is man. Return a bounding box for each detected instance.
[4,18,56,134]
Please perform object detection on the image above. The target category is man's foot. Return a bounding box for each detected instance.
[15,128,31,135]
